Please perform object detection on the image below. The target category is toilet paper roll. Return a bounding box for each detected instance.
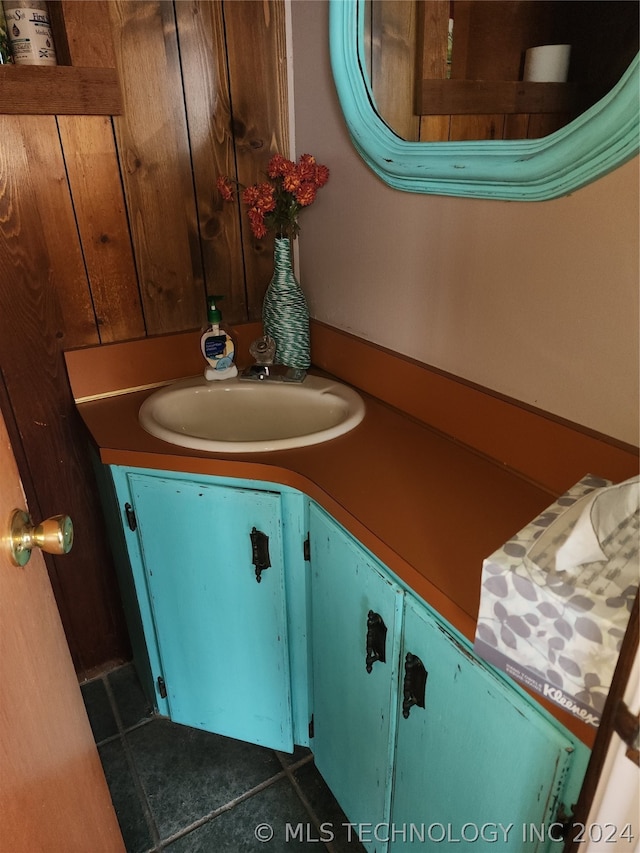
[523,44,571,83]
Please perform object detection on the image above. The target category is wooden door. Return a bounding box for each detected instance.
[309,504,404,850]
[127,471,294,752]
[0,409,125,852]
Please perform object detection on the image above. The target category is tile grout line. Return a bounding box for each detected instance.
[95,714,157,749]
[102,672,162,852]
[93,669,316,851]
[89,665,357,852]
[276,753,337,853]
[156,753,317,849]
[155,766,293,850]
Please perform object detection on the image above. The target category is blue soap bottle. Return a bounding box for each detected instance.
[201,295,238,380]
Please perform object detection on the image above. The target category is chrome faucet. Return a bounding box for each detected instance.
[239,336,307,383]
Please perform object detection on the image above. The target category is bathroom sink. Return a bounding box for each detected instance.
[138,374,365,453]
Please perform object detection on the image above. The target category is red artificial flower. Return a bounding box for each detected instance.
[243,183,275,213]
[217,152,329,239]
[297,154,317,182]
[216,175,235,202]
[313,163,330,188]
[267,154,295,179]
[282,171,302,194]
[247,209,267,239]
[295,182,317,207]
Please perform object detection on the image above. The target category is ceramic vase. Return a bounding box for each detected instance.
[262,235,310,369]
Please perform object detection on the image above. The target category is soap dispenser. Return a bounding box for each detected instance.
[201,295,238,380]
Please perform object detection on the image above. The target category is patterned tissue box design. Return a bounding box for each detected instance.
[474,475,639,728]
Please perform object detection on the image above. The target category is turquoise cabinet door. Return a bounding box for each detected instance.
[390,595,587,853]
[128,472,293,752]
[309,505,403,850]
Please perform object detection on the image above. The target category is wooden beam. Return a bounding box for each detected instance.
[0,66,122,115]
[416,79,576,115]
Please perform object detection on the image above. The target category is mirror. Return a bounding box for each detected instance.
[329,0,639,200]
[364,1,638,144]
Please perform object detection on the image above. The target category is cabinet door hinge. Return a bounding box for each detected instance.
[157,676,167,699]
[303,535,310,562]
[124,502,137,531]
[308,714,314,739]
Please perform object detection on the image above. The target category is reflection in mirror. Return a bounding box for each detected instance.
[366,1,639,143]
[329,0,640,199]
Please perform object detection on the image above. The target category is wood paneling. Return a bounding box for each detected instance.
[56,0,118,67]
[109,0,204,335]
[2,117,99,348]
[56,1,143,345]
[223,0,289,319]
[176,0,246,324]
[416,0,450,142]
[0,116,129,671]
[0,0,290,674]
[370,0,420,142]
[57,118,145,343]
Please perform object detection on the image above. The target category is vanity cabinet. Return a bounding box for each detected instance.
[308,505,589,853]
[101,465,589,852]
[105,466,309,753]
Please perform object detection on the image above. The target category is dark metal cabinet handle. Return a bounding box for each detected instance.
[124,502,137,531]
[250,527,271,583]
[365,610,387,672]
[402,652,427,718]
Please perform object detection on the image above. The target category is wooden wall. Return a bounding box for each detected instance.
[0,0,289,677]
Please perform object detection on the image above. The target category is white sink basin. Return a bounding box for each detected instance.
[138,374,365,453]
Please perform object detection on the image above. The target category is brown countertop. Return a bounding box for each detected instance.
[69,325,638,747]
[78,380,554,644]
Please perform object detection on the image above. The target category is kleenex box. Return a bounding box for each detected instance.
[474,474,639,728]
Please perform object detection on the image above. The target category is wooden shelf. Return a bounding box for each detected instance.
[0,65,122,115]
[416,79,576,116]
[0,1,121,117]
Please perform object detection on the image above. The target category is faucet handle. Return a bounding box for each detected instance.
[250,335,276,365]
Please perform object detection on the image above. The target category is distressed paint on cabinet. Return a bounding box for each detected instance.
[309,502,404,842]
[308,504,590,853]
[100,465,591,853]
[104,465,312,750]
[390,595,589,852]
[124,471,294,751]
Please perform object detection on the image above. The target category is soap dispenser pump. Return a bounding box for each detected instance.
[201,295,238,380]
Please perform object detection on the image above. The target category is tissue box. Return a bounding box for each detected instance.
[474,474,639,728]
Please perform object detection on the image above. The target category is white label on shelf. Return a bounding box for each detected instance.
[4,6,57,66]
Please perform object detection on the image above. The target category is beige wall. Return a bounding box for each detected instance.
[291,0,639,446]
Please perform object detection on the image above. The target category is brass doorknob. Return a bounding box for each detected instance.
[6,509,74,567]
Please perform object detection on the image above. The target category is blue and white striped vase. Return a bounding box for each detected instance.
[262,235,310,369]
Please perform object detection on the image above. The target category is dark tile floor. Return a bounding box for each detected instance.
[81,663,365,853]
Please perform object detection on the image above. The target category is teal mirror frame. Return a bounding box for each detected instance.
[329,0,640,201]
